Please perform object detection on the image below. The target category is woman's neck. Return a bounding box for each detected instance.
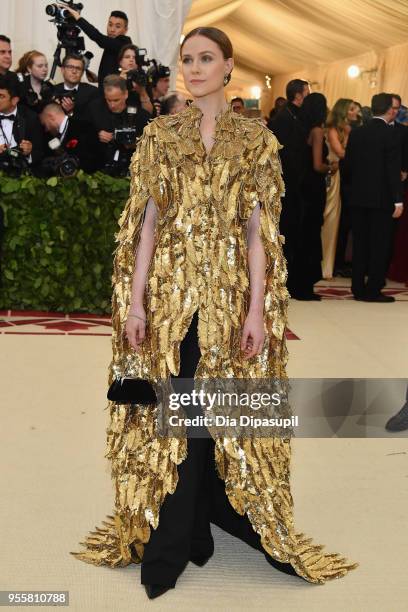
[30,74,43,93]
[192,91,229,120]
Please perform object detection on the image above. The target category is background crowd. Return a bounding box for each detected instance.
[0,9,407,301]
[0,9,186,181]
[266,81,408,302]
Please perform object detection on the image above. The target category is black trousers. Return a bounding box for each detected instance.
[141,311,298,586]
[280,187,304,296]
[351,206,393,297]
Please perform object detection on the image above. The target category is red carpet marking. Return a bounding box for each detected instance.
[0,310,300,339]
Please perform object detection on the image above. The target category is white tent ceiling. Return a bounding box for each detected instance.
[180,0,408,104]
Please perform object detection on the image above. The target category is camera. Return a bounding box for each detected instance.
[0,146,30,176]
[125,52,170,92]
[113,107,139,147]
[114,127,138,147]
[150,63,171,85]
[53,91,76,105]
[42,137,80,177]
[103,108,139,177]
[45,1,84,22]
[45,1,92,80]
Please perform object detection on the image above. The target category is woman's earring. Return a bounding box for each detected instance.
[223,73,230,86]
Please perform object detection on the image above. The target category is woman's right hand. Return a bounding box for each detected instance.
[125,305,146,352]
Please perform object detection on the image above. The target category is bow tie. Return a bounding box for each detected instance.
[0,114,16,121]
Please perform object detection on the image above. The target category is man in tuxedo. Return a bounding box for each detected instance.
[344,93,403,302]
[39,102,102,175]
[0,73,45,173]
[52,55,100,121]
[61,7,132,89]
[268,79,311,298]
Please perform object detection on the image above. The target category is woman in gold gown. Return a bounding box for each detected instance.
[71,27,358,599]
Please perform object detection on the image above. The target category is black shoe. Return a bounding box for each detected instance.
[291,292,321,301]
[190,554,212,567]
[363,293,395,303]
[385,403,408,432]
[353,294,365,301]
[144,584,175,600]
[334,267,352,278]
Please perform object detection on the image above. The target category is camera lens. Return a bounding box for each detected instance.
[45,5,57,16]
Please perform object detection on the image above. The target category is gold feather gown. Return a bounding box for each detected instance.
[70,103,358,584]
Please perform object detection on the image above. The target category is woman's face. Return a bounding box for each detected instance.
[347,102,359,122]
[181,35,233,98]
[29,56,48,80]
[120,50,137,72]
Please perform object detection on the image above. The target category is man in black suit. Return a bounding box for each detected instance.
[268,79,311,298]
[52,54,100,121]
[39,102,102,175]
[344,93,403,303]
[61,6,132,89]
[0,73,45,173]
[88,74,150,176]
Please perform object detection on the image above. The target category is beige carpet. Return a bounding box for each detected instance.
[1,285,407,611]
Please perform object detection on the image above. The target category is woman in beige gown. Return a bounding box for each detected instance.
[321,99,358,279]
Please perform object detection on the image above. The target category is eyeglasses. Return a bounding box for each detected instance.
[64,65,83,72]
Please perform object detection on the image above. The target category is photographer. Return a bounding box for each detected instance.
[58,5,132,88]
[87,74,150,176]
[16,51,54,114]
[0,73,45,175]
[39,102,102,175]
[117,45,154,115]
[52,54,99,120]
[151,65,170,115]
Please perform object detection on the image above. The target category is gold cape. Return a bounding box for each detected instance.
[71,104,358,583]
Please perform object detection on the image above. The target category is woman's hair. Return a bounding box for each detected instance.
[118,44,139,65]
[180,27,233,84]
[16,50,46,75]
[300,92,327,134]
[326,98,354,140]
[161,93,181,115]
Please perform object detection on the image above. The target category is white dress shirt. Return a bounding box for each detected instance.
[0,108,18,148]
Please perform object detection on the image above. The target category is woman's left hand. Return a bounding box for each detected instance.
[240,310,265,359]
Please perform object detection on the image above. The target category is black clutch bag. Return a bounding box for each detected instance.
[107,377,158,405]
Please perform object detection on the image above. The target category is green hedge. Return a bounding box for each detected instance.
[0,172,130,314]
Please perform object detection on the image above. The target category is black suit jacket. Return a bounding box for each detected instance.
[57,117,103,173]
[87,97,151,164]
[52,82,100,121]
[344,118,402,210]
[392,121,408,172]
[12,104,46,166]
[268,102,308,190]
[77,18,132,88]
